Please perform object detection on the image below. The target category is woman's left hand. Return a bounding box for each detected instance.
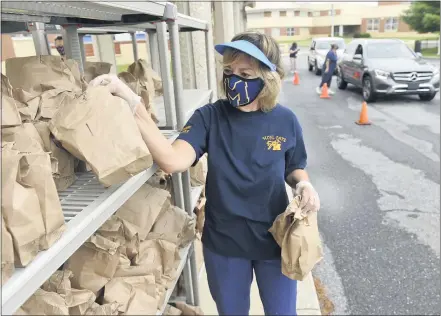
[295,181,321,213]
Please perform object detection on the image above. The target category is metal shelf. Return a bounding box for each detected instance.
[1,1,167,26]
[156,185,203,315]
[156,245,191,315]
[155,89,213,127]
[1,130,178,316]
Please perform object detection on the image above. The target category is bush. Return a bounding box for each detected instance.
[353,33,372,38]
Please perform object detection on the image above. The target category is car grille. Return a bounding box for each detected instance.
[392,71,433,82]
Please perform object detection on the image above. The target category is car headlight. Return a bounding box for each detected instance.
[374,69,390,80]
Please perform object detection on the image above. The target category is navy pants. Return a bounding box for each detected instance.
[320,69,334,88]
[203,246,297,316]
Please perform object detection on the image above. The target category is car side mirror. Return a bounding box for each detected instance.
[353,54,362,61]
[416,52,423,59]
[310,47,315,51]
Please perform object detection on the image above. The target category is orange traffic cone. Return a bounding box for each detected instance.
[293,71,300,85]
[355,102,371,125]
[320,83,330,99]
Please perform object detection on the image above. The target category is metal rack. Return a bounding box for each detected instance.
[1,1,215,314]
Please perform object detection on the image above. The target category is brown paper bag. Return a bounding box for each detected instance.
[134,239,181,287]
[65,235,121,293]
[148,205,196,248]
[68,289,96,315]
[34,88,78,120]
[118,71,159,123]
[20,153,66,249]
[41,270,74,303]
[83,61,112,83]
[97,216,140,261]
[2,95,22,127]
[34,121,76,190]
[2,123,45,153]
[104,275,157,315]
[1,216,15,285]
[85,302,120,315]
[2,73,13,96]
[174,302,205,316]
[268,196,323,281]
[19,288,69,315]
[5,56,83,94]
[127,59,161,117]
[164,304,183,316]
[49,86,153,187]
[1,150,45,267]
[190,155,208,187]
[116,184,171,240]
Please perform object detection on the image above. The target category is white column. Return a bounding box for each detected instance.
[93,35,117,74]
[176,1,196,89]
[213,1,235,88]
[189,1,213,90]
[339,25,344,37]
[148,31,160,74]
[233,1,242,35]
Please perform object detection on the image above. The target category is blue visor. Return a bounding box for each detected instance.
[215,40,277,72]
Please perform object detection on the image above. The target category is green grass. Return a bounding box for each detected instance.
[421,47,439,57]
[116,64,130,73]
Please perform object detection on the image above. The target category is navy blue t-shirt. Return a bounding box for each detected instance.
[177,100,307,260]
[324,50,338,72]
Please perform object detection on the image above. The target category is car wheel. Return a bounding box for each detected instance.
[337,68,348,90]
[308,58,313,71]
[315,62,321,76]
[418,92,437,101]
[362,75,377,102]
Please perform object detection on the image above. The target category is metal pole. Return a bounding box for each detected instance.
[149,31,160,74]
[130,32,139,61]
[63,25,84,73]
[78,34,86,68]
[169,18,201,306]
[205,23,217,99]
[157,22,177,129]
[31,22,50,56]
[331,4,334,37]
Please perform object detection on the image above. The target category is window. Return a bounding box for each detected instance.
[312,11,320,17]
[385,17,399,31]
[280,11,287,17]
[367,18,380,31]
[300,11,307,17]
[355,44,363,56]
[345,42,358,55]
[366,42,415,58]
[287,27,295,36]
[264,11,272,17]
[308,12,312,17]
[294,11,300,16]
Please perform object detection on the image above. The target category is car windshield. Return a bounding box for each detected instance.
[366,42,415,58]
[315,40,345,50]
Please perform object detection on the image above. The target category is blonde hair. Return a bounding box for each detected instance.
[220,31,284,112]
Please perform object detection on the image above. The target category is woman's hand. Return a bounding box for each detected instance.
[295,181,320,213]
[89,74,141,114]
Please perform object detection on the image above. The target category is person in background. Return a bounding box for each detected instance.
[90,31,320,315]
[316,43,338,96]
[55,36,65,60]
[289,41,299,73]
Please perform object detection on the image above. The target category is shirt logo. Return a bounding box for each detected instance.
[262,135,287,151]
[181,125,192,134]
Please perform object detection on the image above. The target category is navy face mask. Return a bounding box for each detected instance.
[223,73,264,107]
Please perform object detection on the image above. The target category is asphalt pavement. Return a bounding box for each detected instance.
[279,52,440,315]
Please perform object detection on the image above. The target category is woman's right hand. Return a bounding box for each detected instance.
[89,74,141,114]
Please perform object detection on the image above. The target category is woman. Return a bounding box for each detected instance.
[289,41,299,73]
[316,43,338,96]
[91,31,320,316]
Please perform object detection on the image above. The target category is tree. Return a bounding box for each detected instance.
[401,1,440,33]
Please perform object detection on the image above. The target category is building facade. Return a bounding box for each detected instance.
[246,1,420,41]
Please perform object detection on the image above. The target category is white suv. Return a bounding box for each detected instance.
[307,37,345,75]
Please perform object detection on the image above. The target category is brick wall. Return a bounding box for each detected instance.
[310,26,331,35]
[398,18,412,32]
[379,18,385,32]
[280,28,287,36]
[1,35,15,61]
[361,18,368,33]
